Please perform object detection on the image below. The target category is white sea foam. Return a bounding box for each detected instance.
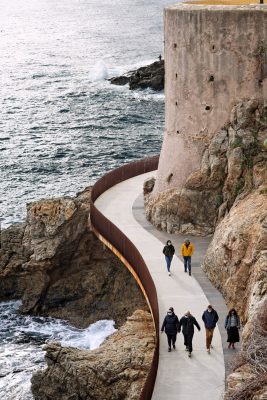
[89,60,109,81]
[0,301,116,399]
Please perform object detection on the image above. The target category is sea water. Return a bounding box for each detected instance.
[0,0,172,397]
[0,0,171,228]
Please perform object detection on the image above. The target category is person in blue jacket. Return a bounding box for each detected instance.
[179,311,201,357]
[202,305,219,353]
[161,307,180,352]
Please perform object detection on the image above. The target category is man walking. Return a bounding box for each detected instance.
[181,239,194,275]
[163,240,175,276]
[161,307,180,352]
[179,311,201,357]
[202,305,219,353]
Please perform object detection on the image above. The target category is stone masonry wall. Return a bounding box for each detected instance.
[153,4,267,197]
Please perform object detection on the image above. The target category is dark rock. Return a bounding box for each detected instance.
[109,76,130,86]
[109,60,164,91]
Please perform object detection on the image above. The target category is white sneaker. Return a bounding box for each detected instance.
[168,272,171,276]
[207,349,210,354]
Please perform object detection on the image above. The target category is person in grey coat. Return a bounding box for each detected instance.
[161,307,180,352]
[225,308,240,349]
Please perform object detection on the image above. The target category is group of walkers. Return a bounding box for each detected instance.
[163,239,193,276]
[161,238,240,356]
[161,305,240,357]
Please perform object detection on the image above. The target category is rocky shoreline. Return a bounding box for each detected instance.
[109,60,164,91]
[31,310,155,400]
[0,188,154,399]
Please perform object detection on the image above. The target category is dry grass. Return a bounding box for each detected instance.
[225,301,267,400]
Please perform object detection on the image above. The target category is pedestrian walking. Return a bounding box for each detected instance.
[163,240,175,276]
[225,308,240,349]
[179,311,201,357]
[161,307,180,352]
[202,305,219,353]
[181,239,194,275]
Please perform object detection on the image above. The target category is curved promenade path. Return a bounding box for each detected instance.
[95,171,226,400]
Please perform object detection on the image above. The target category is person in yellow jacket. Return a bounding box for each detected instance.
[181,239,194,276]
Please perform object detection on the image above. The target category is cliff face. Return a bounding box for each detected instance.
[144,99,267,397]
[0,187,148,328]
[144,100,267,235]
[31,310,155,400]
[202,191,267,325]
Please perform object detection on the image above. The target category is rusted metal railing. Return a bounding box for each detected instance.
[90,155,159,400]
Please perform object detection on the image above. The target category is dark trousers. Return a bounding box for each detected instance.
[183,332,194,352]
[183,256,191,273]
[167,333,177,348]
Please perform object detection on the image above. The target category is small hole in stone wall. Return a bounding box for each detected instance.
[175,102,178,106]
[259,79,263,85]
[212,45,215,50]
[167,173,173,183]
[173,43,177,49]
[205,105,211,111]
[209,75,214,82]
[175,73,178,78]
[177,130,180,134]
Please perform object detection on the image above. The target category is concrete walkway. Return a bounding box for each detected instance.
[95,172,225,400]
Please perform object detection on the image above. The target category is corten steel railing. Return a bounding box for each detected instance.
[90,155,159,400]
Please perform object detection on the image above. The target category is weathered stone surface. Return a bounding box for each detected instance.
[109,60,164,91]
[202,192,267,398]
[202,192,267,323]
[144,100,267,235]
[0,188,148,328]
[31,310,155,400]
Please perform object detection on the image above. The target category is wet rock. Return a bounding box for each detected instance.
[109,60,164,91]
[31,310,155,400]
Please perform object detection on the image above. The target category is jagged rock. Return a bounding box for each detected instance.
[202,191,267,323]
[109,60,164,91]
[0,188,148,328]
[144,100,267,235]
[31,310,155,400]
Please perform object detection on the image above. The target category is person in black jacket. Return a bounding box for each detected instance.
[162,240,175,276]
[202,305,219,353]
[179,311,201,357]
[161,307,180,352]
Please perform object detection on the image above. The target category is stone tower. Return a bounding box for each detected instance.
[153,4,267,197]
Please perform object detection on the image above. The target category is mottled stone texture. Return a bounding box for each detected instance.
[31,310,155,400]
[145,100,267,235]
[0,188,148,328]
[154,4,267,196]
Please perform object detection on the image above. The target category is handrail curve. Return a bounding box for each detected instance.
[90,155,159,400]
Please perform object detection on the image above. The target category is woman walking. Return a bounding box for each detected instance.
[225,308,240,349]
[161,307,180,352]
[162,240,175,276]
